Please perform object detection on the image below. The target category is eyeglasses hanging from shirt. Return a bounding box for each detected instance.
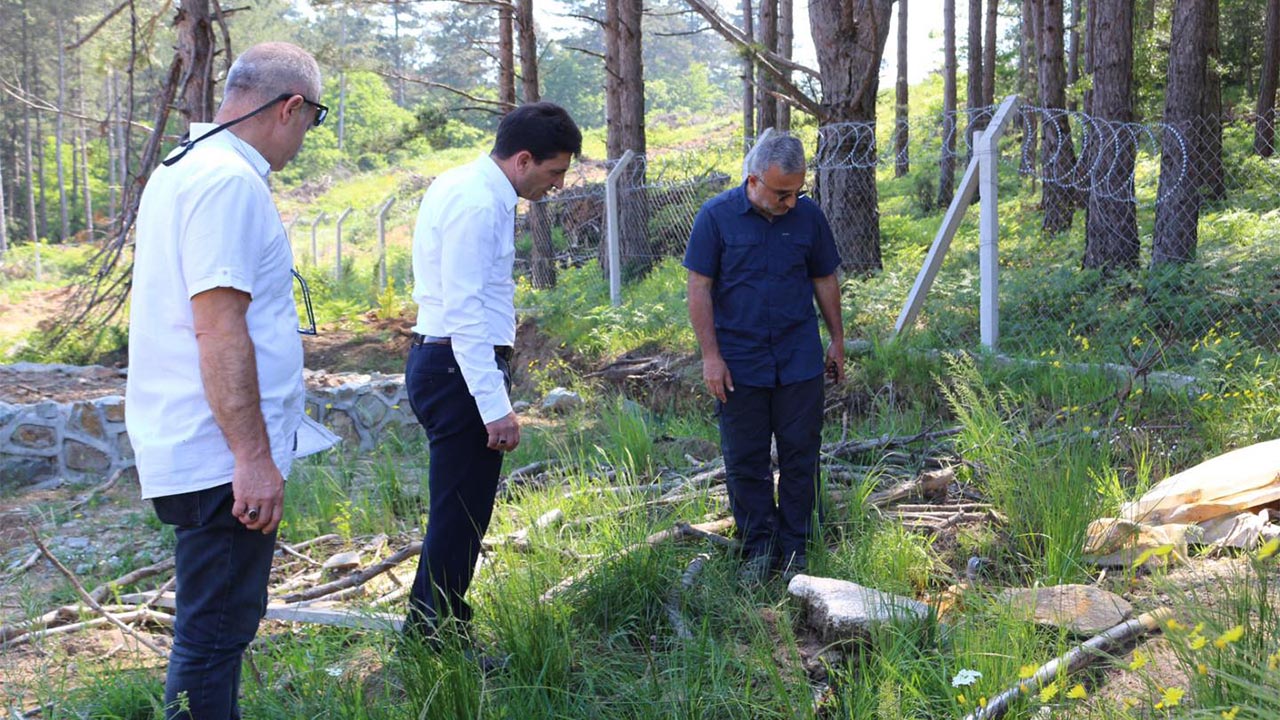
[162,93,329,167]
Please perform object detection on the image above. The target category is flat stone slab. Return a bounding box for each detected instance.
[999,584,1133,636]
[788,574,930,643]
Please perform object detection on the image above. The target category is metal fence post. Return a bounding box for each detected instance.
[376,196,395,289]
[334,207,353,280]
[605,149,635,307]
[977,102,1015,348]
[311,212,327,265]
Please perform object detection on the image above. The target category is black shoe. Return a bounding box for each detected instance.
[737,554,774,587]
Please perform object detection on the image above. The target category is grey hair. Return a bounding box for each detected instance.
[223,42,322,106]
[746,134,806,177]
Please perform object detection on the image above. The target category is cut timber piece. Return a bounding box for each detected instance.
[1199,510,1277,549]
[118,591,403,631]
[787,575,930,643]
[1121,439,1280,525]
[1083,519,1202,567]
[999,585,1133,636]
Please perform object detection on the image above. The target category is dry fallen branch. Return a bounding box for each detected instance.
[828,467,955,508]
[88,556,176,604]
[541,517,736,603]
[278,542,422,604]
[963,607,1173,720]
[665,553,711,640]
[3,609,175,648]
[29,529,166,657]
[823,427,962,461]
[67,467,129,513]
[288,533,342,552]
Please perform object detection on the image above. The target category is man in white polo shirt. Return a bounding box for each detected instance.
[404,103,581,651]
[126,42,325,720]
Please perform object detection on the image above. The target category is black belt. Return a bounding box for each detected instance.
[411,334,513,361]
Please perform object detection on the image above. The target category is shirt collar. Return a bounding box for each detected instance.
[188,122,272,179]
[478,154,519,210]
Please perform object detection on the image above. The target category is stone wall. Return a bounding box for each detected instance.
[0,366,419,489]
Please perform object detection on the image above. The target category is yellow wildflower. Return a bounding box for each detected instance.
[1214,625,1245,649]
[1268,650,1280,671]
[1155,686,1184,709]
[1189,635,1208,650]
[1222,707,1240,719]
[978,697,987,708]
[956,694,967,705]
[1066,684,1087,700]
[1039,681,1059,703]
[1019,664,1038,679]
[1165,618,1187,632]
[1122,696,1139,709]
[1128,651,1149,671]
[1256,537,1280,561]
[1197,662,1209,675]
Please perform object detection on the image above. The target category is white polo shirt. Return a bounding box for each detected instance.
[126,124,304,499]
[411,155,518,424]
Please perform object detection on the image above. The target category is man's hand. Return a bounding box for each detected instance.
[702,355,735,403]
[486,411,521,451]
[825,341,846,385]
[231,457,286,533]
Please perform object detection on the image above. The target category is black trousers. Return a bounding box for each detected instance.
[152,482,276,720]
[404,343,509,636]
[717,374,824,560]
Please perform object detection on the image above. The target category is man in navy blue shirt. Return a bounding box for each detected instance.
[683,134,844,584]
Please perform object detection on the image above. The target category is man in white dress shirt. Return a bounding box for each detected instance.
[126,42,325,719]
[404,102,581,645]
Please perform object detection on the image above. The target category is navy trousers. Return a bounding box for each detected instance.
[717,375,824,560]
[152,482,276,720]
[404,343,509,637]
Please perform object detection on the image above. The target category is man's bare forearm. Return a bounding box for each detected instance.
[191,289,272,463]
[813,274,844,343]
[687,271,721,360]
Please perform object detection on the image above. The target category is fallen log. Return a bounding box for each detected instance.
[3,608,176,648]
[278,542,422,604]
[962,607,1172,720]
[541,517,735,603]
[118,591,403,631]
[823,427,961,461]
[88,556,176,603]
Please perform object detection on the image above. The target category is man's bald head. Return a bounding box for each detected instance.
[222,42,322,109]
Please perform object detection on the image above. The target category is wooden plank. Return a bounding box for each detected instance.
[118,591,404,632]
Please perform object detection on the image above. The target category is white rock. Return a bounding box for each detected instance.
[541,387,583,413]
[788,574,930,643]
[322,550,362,571]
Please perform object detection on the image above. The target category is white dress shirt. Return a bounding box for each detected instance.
[411,155,518,424]
[126,124,304,499]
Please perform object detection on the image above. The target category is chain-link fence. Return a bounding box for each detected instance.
[517,103,1277,373]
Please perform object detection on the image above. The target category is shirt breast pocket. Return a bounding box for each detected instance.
[782,234,813,274]
[722,233,764,276]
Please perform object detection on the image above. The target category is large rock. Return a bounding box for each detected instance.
[788,575,931,643]
[0,455,58,490]
[541,387,583,414]
[999,584,1133,636]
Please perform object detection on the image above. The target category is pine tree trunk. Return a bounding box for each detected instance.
[605,0,622,158]
[0,143,7,256]
[895,0,909,178]
[1020,0,1039,180]
[1082,0,1136,270]
[810,0,894,274]
[106,72,118,225]
[56,17,70,242]
[1255,0,1280,157]
[1067,0,1081,110]
[498,3,516,108]
[741,0,754,146]
[1152,0,1210,265]
[983,0,997,107]
[756,0,778,130]
[604,0,652,281]
[516,0,539,103]
[517,0,555,289]
[1200,0,1224,201]
[777,0,793,131]
[966,0,984,155]
[77,33,93,237]
[392,0,405,106]
[175,0,215,123]
[939,0,958,208]
[1039,0,1077,234]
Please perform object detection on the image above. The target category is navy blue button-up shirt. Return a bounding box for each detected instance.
[683,183,841,388]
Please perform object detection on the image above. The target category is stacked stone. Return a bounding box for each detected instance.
[0,396,129,490]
